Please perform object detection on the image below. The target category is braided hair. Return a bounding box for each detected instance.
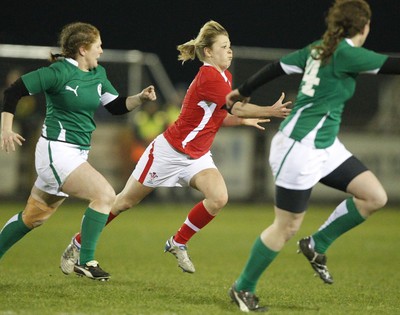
[313,0,371,64]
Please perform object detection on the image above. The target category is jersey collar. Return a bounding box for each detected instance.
[345,38,355,47]
[203,62,230,84]
[65,58,79,67]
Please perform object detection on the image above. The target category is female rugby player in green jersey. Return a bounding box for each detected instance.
[225,0,400,312]
[0,22,156,281]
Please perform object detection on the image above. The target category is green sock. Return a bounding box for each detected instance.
[79,208,108,265]
[0,212,31,259]
[313,198,365,254]
[236,237,279,293]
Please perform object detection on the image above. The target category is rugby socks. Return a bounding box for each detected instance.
[75,211,117,246]
[79,208,108,265]
[0,212,31,259]
[236,237,279,293]
[173,201,215,245]
[312,198,365,254]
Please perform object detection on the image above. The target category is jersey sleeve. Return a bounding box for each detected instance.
[280,45,310,74]
[98,66,119,105]
[21,66,59,95]
[337,47,388,74]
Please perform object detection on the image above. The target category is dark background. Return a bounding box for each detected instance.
[1,0,399,86]
[1,0,399,200]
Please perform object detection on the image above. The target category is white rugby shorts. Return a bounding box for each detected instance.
[269,131,352,190]
[34,137,89,196]
[132,134,217,187]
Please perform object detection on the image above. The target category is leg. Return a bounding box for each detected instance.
[60,174,154,274]
[165,168,228,273]
[312,170,387,254]
[61,162,116,280]
[0,185,64,259]
[62,162,116,214]
[230,181,311,312]
[112,174,155,215]
[302,158,387,283]
[229,207,304,312]
[348,170,387,217]
[174,168,228,243]
[238,207,305,291]
[74,175,154,242]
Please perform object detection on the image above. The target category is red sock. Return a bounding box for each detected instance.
[174,201,215,245]
[75,212,117,245]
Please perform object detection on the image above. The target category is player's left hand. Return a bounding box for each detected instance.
[226,88,250,107]
[269,92,292,118]
[241,118,270,130]
[140,85,157,102]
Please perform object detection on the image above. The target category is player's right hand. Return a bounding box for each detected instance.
[1,130,25,153]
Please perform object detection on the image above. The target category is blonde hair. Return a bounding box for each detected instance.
[313,0,371,64]
[177,20,228,63]
[50,22,100,62]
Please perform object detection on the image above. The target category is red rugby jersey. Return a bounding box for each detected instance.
[164,64,232,159]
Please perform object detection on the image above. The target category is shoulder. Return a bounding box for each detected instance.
[90,64,109,80]
[335,40,368,58]
[201,65,219,76]
[281,42,314,65]
[335,40,386,62]
[334,40,388,72]
[197,65,223,82]
[335,40,359,57]
[49,59,70,71]
[47,59,76,77]
[93,64,107,74]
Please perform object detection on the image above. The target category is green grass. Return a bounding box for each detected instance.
[0,202,399,315]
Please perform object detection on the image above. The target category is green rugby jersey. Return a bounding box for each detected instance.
[21,58,118,148]
[279,39,388,148]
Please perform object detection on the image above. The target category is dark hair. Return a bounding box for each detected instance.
[313,0,371,64]
[50,22,100,62]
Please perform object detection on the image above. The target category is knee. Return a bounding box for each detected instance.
[96,186,116,208]
[283,222,300,241]
[205,193,228,215]
[116,194,140,212]
[367,189,388,214]
[215,193,229,209]
[22,197,58,229]
[273,220,301,243]
[375,191,388,209]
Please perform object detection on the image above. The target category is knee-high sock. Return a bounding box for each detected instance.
[75,212,117,246]
[79,208,108,264]
[174,202,215,245]
[0,212,31,259]
[313,198,365,254]
[236,237,279,293]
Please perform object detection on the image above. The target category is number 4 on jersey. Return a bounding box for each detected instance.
[301,57,321,97]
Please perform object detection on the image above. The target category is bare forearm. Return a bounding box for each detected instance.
[1,112,14,131]
[125,94,143,111]
[230,92,291,119]
[125,85,156,112]
[231,102,272,118]
[222,114,243,126]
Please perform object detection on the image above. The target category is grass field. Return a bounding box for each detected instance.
[0,201,399,315]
